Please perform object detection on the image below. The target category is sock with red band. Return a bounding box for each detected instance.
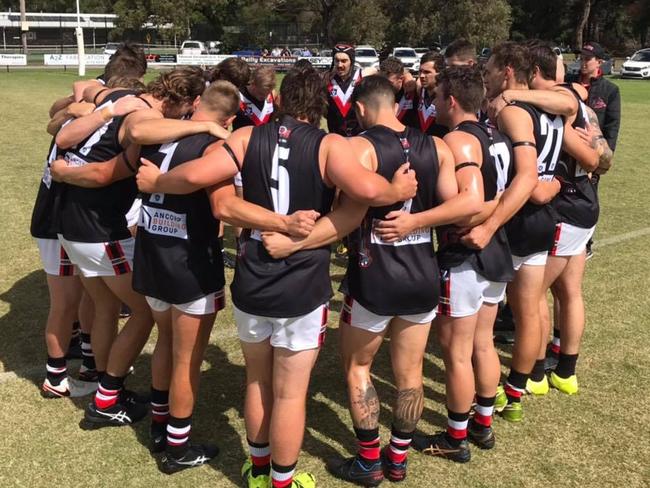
[505,369,527,404]
[150,388,169,426]
[94,373,123,409]
[473,396,495,429]
[271,461,296,488]
[550,328,561,357]
[167,416,192,457]
[387,427,413,464]
[248,439,271,477]
[445,409,469,447]
[354,426,381,466]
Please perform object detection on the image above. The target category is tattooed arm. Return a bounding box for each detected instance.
[583,105,614,175]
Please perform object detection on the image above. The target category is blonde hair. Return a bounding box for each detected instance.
[201,80,240,117]
[251,66,276,93]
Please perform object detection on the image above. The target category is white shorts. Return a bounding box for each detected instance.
[125,198,142,228]
[550,223,595,257]
[512,251,548,271]
[341,295,436,333]
[36,238,78,276]
[58,234,134,278]
[146,289,225,315]
[438,262,507,318]
[235,303,329,351]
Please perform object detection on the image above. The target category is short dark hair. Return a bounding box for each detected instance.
[147,66,206,105]
[445,39,476,62]
[525,39,557,81]
[352,75,395,109]
[490,41,532,85]
[103,43,147,81]
[291,58,314,75]
[209,57,251,88]
[379,56,404,76]
[420,51,445,70]
[278,69,328,126]
[436,65,485,114]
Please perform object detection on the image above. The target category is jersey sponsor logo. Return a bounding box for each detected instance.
[41,143,58,189]
[370,220,431,247]
[139,205,188,240]
[239,91,274,126]
[417,88,437,132]
[328,69,362,117]
[64,151,88,167]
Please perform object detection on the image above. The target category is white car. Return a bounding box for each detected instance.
[103,42,120,56]
[355,45,379,70]
[180,40,207,56]
[620,48,650,79]
[392,47,419,72]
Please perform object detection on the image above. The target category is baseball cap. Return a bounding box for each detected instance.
[580,42,608,60]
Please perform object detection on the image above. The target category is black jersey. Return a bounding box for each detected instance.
[326,68,363,136]
[406,87,448,138]
[132,133,224,304]
[232,87,275,130]
[505,102,564,256]
[30,140,64,239]
[395,88,415,125]
[231,117,336,317]
[341,125,440,315]
[436,121,515,282]
[552,84,599,228]
[58,90,139,243]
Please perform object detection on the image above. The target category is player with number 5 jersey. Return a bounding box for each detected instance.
[134,68,417,488]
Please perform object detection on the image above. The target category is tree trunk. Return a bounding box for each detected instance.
[320,0,337,46]
[575,0,592,48]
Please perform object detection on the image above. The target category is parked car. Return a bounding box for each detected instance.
[392,47,419,72]
[566,53,613,76]
[320,48,332,58]
[620,48,650,79]
[414,47,430,59]
[355,45,380,69]
[232,47,263,57]
[103,42,120,56]
[180,40,207,55]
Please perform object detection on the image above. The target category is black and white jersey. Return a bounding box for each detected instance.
[132,133,224,304]
[436,121,515,282]
[553,84,599,228]
[58,90,139,243]
[30,140,63,239]
[326,69,363,136]
[395,88,415,124]
[231,117,336,317]
[233,87,275,130]
[405,87,448,138]
[341,125,440,315]
[505,102,564,256]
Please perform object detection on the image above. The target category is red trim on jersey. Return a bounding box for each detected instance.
[417,88,437,132]
[328,69,362,118]
[239,91,274,126]
[396,92,414,121]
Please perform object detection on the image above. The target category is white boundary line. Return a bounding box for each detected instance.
[2,226,649,385]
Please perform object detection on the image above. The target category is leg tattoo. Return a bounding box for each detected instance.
[393,387,424,432]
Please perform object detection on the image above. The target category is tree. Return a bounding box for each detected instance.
[575,0,591,47]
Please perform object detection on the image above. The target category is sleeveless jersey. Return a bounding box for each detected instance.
[231,117,336,317]
[505,102,564,256]
[132,133,224,304]
[406,87,448,138]
[30,139,64,239]
[436,121,515,282]
[552,84,599,228]
[233,87,275,130]
[58,89,139,242]
[341,125,440,315]
[326,68,363,136]
[395,88,415,124]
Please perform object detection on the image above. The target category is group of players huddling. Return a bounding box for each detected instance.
[30,38,614,487]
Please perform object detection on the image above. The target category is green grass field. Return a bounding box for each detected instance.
[0,70,649,487]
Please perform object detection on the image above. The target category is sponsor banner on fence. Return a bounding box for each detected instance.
[0,54,27,65]
[175,54,234,66]
[303,56,331,68]
[44,54,110,66]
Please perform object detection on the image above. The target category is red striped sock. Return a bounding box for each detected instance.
[271,461,296,488]
[248,439,271,477]
[446,410,469,443]
[387,427,412,464]
[354,427,380,463]
[474,396,495,428]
